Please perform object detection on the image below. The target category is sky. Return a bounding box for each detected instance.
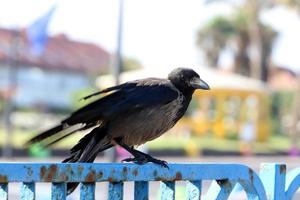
[0,0,299,73]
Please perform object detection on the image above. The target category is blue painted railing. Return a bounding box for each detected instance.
[0,163,299,199]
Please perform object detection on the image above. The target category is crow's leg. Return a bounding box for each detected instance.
[116,141,168,168]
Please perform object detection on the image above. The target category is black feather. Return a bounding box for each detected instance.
[63,79,178,126]
[26,125,63,146]
[80,82,138,100]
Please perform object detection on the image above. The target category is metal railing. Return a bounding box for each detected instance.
[0,163,299,199]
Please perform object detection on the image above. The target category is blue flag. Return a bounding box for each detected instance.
[27,6,56,56]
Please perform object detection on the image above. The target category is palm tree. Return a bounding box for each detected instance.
[275,0,300,12]
[197,0,277,81]
[273,0,300,154]
[196,16,235,68]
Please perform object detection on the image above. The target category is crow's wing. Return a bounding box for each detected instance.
[79,82,138,100]
[27,79,178,146]
[63,79,178,126]
[26,83,132,146]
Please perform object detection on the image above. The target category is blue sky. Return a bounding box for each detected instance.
[0,0,299,72]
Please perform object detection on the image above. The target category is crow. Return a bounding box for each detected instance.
[26,67,210,194]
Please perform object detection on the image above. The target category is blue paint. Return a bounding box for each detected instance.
[20,182,35,200]
[0,163,300,199]
[0,183,7,200]
[160,181,175,200]
[134,181,148,200]
[285,167,300,199]
[51,183,66,200]
[108,182,123,200]
[205,180,237,200]
[186,180,201,200]
[259,163,286,200]
[80,183,95,200]
[0,163,273,182]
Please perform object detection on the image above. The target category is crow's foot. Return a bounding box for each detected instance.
[146,157,169,168]
[122,156,147,164]
[122,155,169,168]
[116,141,169,168]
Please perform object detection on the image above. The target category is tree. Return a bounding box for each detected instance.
[197,0,277,81]
[196,16,235,68]
[275,0,300,12]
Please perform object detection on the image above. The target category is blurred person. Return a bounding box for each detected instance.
[239,119,256,156]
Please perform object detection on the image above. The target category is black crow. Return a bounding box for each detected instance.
[27,67,209,193]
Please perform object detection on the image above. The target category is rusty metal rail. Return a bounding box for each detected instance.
[0,163,299,199]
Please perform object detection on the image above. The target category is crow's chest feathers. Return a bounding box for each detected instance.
[173,93,192,122]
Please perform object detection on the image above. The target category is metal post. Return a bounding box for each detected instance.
[114,0,124,85]
[2,29,19,158]
[107,0,124,163]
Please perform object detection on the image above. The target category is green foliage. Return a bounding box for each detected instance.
[148,134,292,154]
[197,16,235,67]
[70,87,99,110]
[122,57,143,72]
[28,143,50,158]
[271,91,295,135]
[197,0,278,80]
[276,0,300,12]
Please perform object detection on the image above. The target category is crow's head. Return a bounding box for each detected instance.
[168,68,210,93]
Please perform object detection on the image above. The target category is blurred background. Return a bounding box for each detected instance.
[1,0,300,198]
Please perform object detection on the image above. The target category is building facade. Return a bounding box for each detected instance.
[0,28,110,110]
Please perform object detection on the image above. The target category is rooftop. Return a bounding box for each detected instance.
[0,28,110,73]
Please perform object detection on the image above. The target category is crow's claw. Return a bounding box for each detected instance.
[121,156,169,168]
[122,156,147,165]
[149,158,169,169]
[121,157,135,163]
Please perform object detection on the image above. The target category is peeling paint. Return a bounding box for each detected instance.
[248,170,254,183]
[280,165,286,174]
[0,162,289,199]
[85,170,96,182]
[122,167,128,176]
[40,165,58,181]
[175,172,182,180]
[78,165,84,176]
[0,175,7,183]
[97,172,103,179]
[24,166,33,177]
[40,166,46,179]
[133,169,138,176]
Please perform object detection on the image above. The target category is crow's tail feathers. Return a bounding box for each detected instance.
[26,122,96,148]
[63,126,113,195]
[26,124,64,146]
[64,153,98,195]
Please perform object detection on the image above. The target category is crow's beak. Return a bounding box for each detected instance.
[190,77,210,90]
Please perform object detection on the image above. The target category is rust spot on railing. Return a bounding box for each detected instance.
[133,169,138,176]
[40,164,58,181]
[280,165,286,174]
[40,166,46,178]
[78,165,84,176]
[249,170,254,183]
[85,170,96,182]
[108,177,116,182]
[60,172,69,181]
[0,175,7,182]
[175,172,182,180]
